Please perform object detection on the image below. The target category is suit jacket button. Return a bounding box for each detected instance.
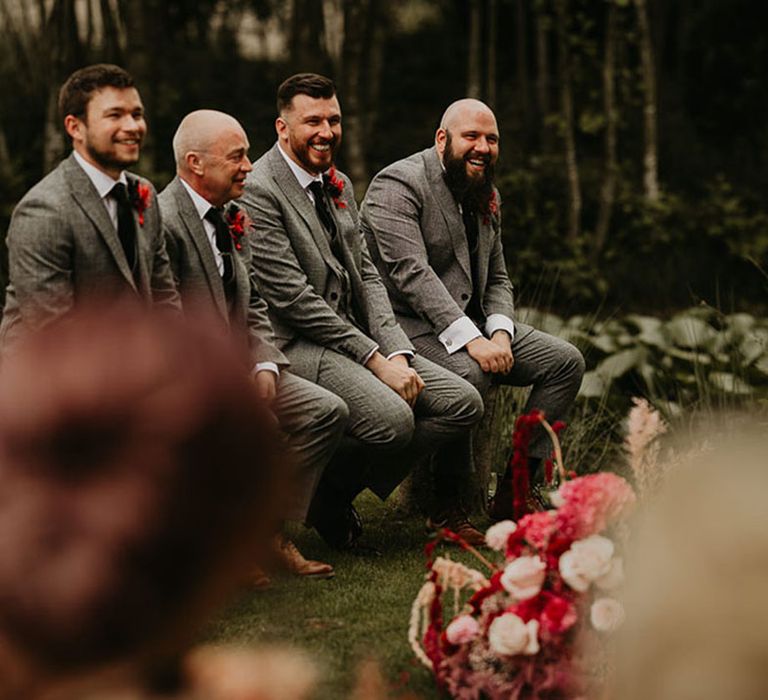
[330,292,338,301]
[461,293,469,301]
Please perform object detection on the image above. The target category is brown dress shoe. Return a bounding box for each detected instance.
[273,535,335,579]
[426,510,487,548]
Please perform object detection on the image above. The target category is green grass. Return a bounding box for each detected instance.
[208,491,476,699]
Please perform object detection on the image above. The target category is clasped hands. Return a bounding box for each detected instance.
[366,352,424,406]
[466,330,514,374]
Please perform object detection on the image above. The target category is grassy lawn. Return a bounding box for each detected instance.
[209,491,489,699]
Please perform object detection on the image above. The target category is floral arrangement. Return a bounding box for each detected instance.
[127,178,152,226]
[323,166,347,209]
[409,411,636,699]
[224,204,250,251]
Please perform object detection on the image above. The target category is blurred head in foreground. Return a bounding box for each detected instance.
[613,431,768,700]
[0,305,285,696]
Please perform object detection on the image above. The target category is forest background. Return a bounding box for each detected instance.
[0,0,766,318]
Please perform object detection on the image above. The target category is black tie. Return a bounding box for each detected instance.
[461,204,484,322]
[204,206,236,300]
[308,180,338,239]
[110,182,137,274]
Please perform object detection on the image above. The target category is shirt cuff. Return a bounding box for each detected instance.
[361,345,380,366]
[253,362,280,377]
[386,350,415,363]
[438,316,482,355]
[485,314,515,342]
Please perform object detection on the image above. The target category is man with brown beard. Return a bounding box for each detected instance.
[239,75,484,550]
[360,99,585,519]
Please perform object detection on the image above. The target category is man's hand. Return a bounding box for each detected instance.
[466,333,514,374]
[253,370,278,402]
[365,352,425,406]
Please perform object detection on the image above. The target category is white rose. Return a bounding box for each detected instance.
[488,614,540,656]
[596,556,624,590]
[590,597,625,632]
[559,535,614,592]
[485,520,518,551]
[500,556,546,600]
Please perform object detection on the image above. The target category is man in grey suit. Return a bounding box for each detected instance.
[159,110,347,580]
[239,74,485,549]
[0,64,180,349]
[360,98,585,519]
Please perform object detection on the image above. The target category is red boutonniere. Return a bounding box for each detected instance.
[482,190,499,226]
[128,179,152,227]
[323,167,347,209]
[224,204,250,251]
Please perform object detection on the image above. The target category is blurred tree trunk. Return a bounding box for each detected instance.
[514,0,529,133]
[594,0,618,258]
[486,0,497,109]
[555,0,581,242]
[467,0,482,98]
[364,0,386,143]
[535,2,553,153]
[634,0,660,201]
[290,0,330,73]
[339,0,368,193]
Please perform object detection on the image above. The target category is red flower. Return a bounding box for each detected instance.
[481,190,499,225]
[128,179,152,227]
[224,204,251,251]
[323,166,347,209]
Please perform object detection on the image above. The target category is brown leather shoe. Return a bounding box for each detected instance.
[273,535,335,579]
[426,510,487,548]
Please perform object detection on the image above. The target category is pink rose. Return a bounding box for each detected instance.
[445,614,480,645]
[501,556,546,600]
[558,535,614,592]
[488,613,540,656]
[590,597,625,632]
[485,520,517,551]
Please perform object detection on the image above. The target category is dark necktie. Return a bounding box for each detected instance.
[461,204,484,321]
[204,206,236,300]
[110,182,137,274]
[308,180,338,239]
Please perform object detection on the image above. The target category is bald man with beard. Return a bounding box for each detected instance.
[158,110,348,581]
[360,99,585,518]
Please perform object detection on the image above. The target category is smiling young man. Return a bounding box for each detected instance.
[0,64,180,350]
[360,98,585,518]
[239,74,484,551]
[158,110,347,581]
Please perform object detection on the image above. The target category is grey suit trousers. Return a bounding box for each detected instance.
[313,350,483,500]
[412,322,585,460]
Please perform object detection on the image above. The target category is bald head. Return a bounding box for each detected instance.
[439,98,497,133]
[172,109,253,207]
[173,110,246,170]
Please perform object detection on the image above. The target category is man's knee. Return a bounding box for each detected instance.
[366,402,415,451]
[454,381,485,427]
[561,342,586,383]
[320,392,350,435]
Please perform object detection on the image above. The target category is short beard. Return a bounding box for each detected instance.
[85,142,139,173]
[442,131,496,216]
[291,135,338,174]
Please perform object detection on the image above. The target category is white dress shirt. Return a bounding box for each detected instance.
[179,178,278,378]
[73,151,128,229]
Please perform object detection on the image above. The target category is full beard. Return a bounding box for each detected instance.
[442,136,496,216]
[292,136,338,174]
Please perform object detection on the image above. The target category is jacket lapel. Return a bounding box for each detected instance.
[267,146,344,275]
[424,148,472,284]
[63,154,137,290]
[475,214,492,299]
[171,177,229,320]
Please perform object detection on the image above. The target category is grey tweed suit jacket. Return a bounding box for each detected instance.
[238,144,413,381]
[0,153,180,348]
[158,176,288,368]
[360,146,515,341]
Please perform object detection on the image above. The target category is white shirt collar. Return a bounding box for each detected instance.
[73,150,127,198]
[277,142,324,191]
[179,177,218,220]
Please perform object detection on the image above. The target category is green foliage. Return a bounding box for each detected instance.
[520,307,768,419]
